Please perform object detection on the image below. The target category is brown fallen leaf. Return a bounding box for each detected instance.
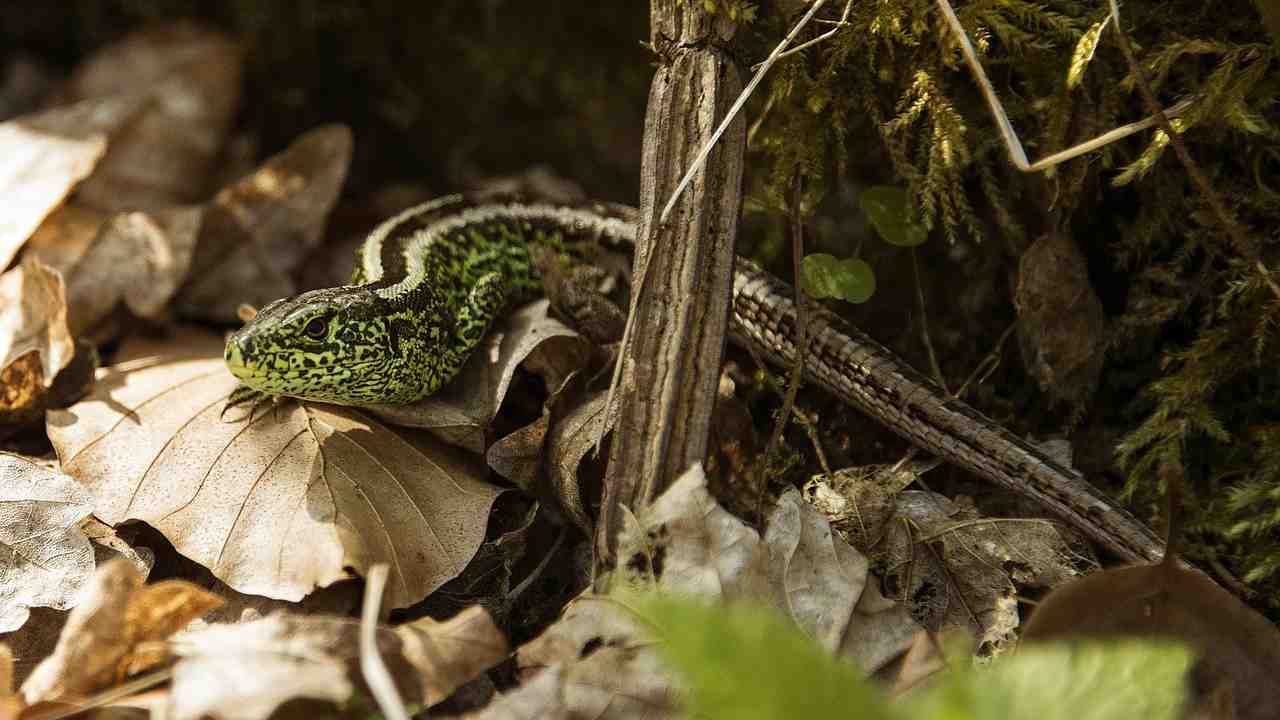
[544,390,614,535]
[22,204,107,275]
[20,558,222,705]
[0,252,74,389]
[167,607,506,720]
[369,299,590,454]
[1014,231,1107,416]
[881,489,1088,654]
[1021,556,1280,719]
[60,208,202,337]
[0,454,95,633]
[47,349,503,608]
[55,23,243,212]
[0,106,108,271]
[174,125,352,323]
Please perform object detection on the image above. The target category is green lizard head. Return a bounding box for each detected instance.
[224,286,409,405]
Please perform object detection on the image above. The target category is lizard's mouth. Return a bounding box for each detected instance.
[223,336,259,383]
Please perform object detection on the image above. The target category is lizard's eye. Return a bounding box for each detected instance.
[303,316,329,340]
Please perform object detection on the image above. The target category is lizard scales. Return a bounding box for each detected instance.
[225,194,1163,562]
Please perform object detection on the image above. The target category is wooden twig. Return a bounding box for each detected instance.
[359,564,409,720]
[762,170,811,466]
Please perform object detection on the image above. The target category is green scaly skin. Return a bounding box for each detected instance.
[224,194,634,405]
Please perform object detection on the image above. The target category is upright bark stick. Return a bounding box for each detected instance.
[596,3,745,570]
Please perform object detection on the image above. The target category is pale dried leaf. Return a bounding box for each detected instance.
[170,608,505,720]
[840,578,921,674]
[81,518,154,581]
[614,464,919,671]
[175,124,351,322]
[517,593,644,673]
[0,244,75,391]
[0,454,94,633]
[58,23,243,212]
[0,110,107,270]
[479,649,677,720]
[764,488,869,652]
[170,616,351,720]
[616,464,767,599]
[47,350,502,608]
[801,459,934,550]
[20,558,218,703]
[56,207,203,336]
[882,490,1087,653]
[369,299,589,453]
[395,606,509,706]
[465,664,570,720]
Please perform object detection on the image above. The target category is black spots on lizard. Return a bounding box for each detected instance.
[225,198,641,406]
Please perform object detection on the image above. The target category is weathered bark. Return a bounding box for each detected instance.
[595,2,745,571]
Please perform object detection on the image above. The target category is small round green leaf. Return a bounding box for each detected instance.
[800,253,876,304]
[859,185,928,247]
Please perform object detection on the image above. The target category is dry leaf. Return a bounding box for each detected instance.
[57,208,202,336]
[174,125,351,323]
[22,204,107,275]
[882,490,1088,654]
[802,460,936,550]
[0,608,65,693]
[517,594,645,675]
[466,663,571,720]
[369,299,590,453]
[169,607,506,720]
[0,250,74,389]
[1022,560,1280,720]
[0,106,108,270]
[495,652,675,720]
[616,464,768,599]
[0,454,95,633]
[764,488,869,652]
[20,558,222,704]
[1015,232,1107,414]
[485,414,548,490]
[545,391,613,535]
[56,23,243,212]
[47,349,502,608]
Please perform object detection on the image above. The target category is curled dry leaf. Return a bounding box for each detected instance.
[168,607,506,720]
[20,558,222,705]
[0,103,110,271]
[175,125,352,323]
[370,299,590,453]
[47,349,502,608]
[0,454,95,633]
[0,256,74,424]
[544,391,614,535]
[56,23,243,212]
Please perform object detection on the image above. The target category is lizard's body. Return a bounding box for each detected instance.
[225,194,1163,562]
